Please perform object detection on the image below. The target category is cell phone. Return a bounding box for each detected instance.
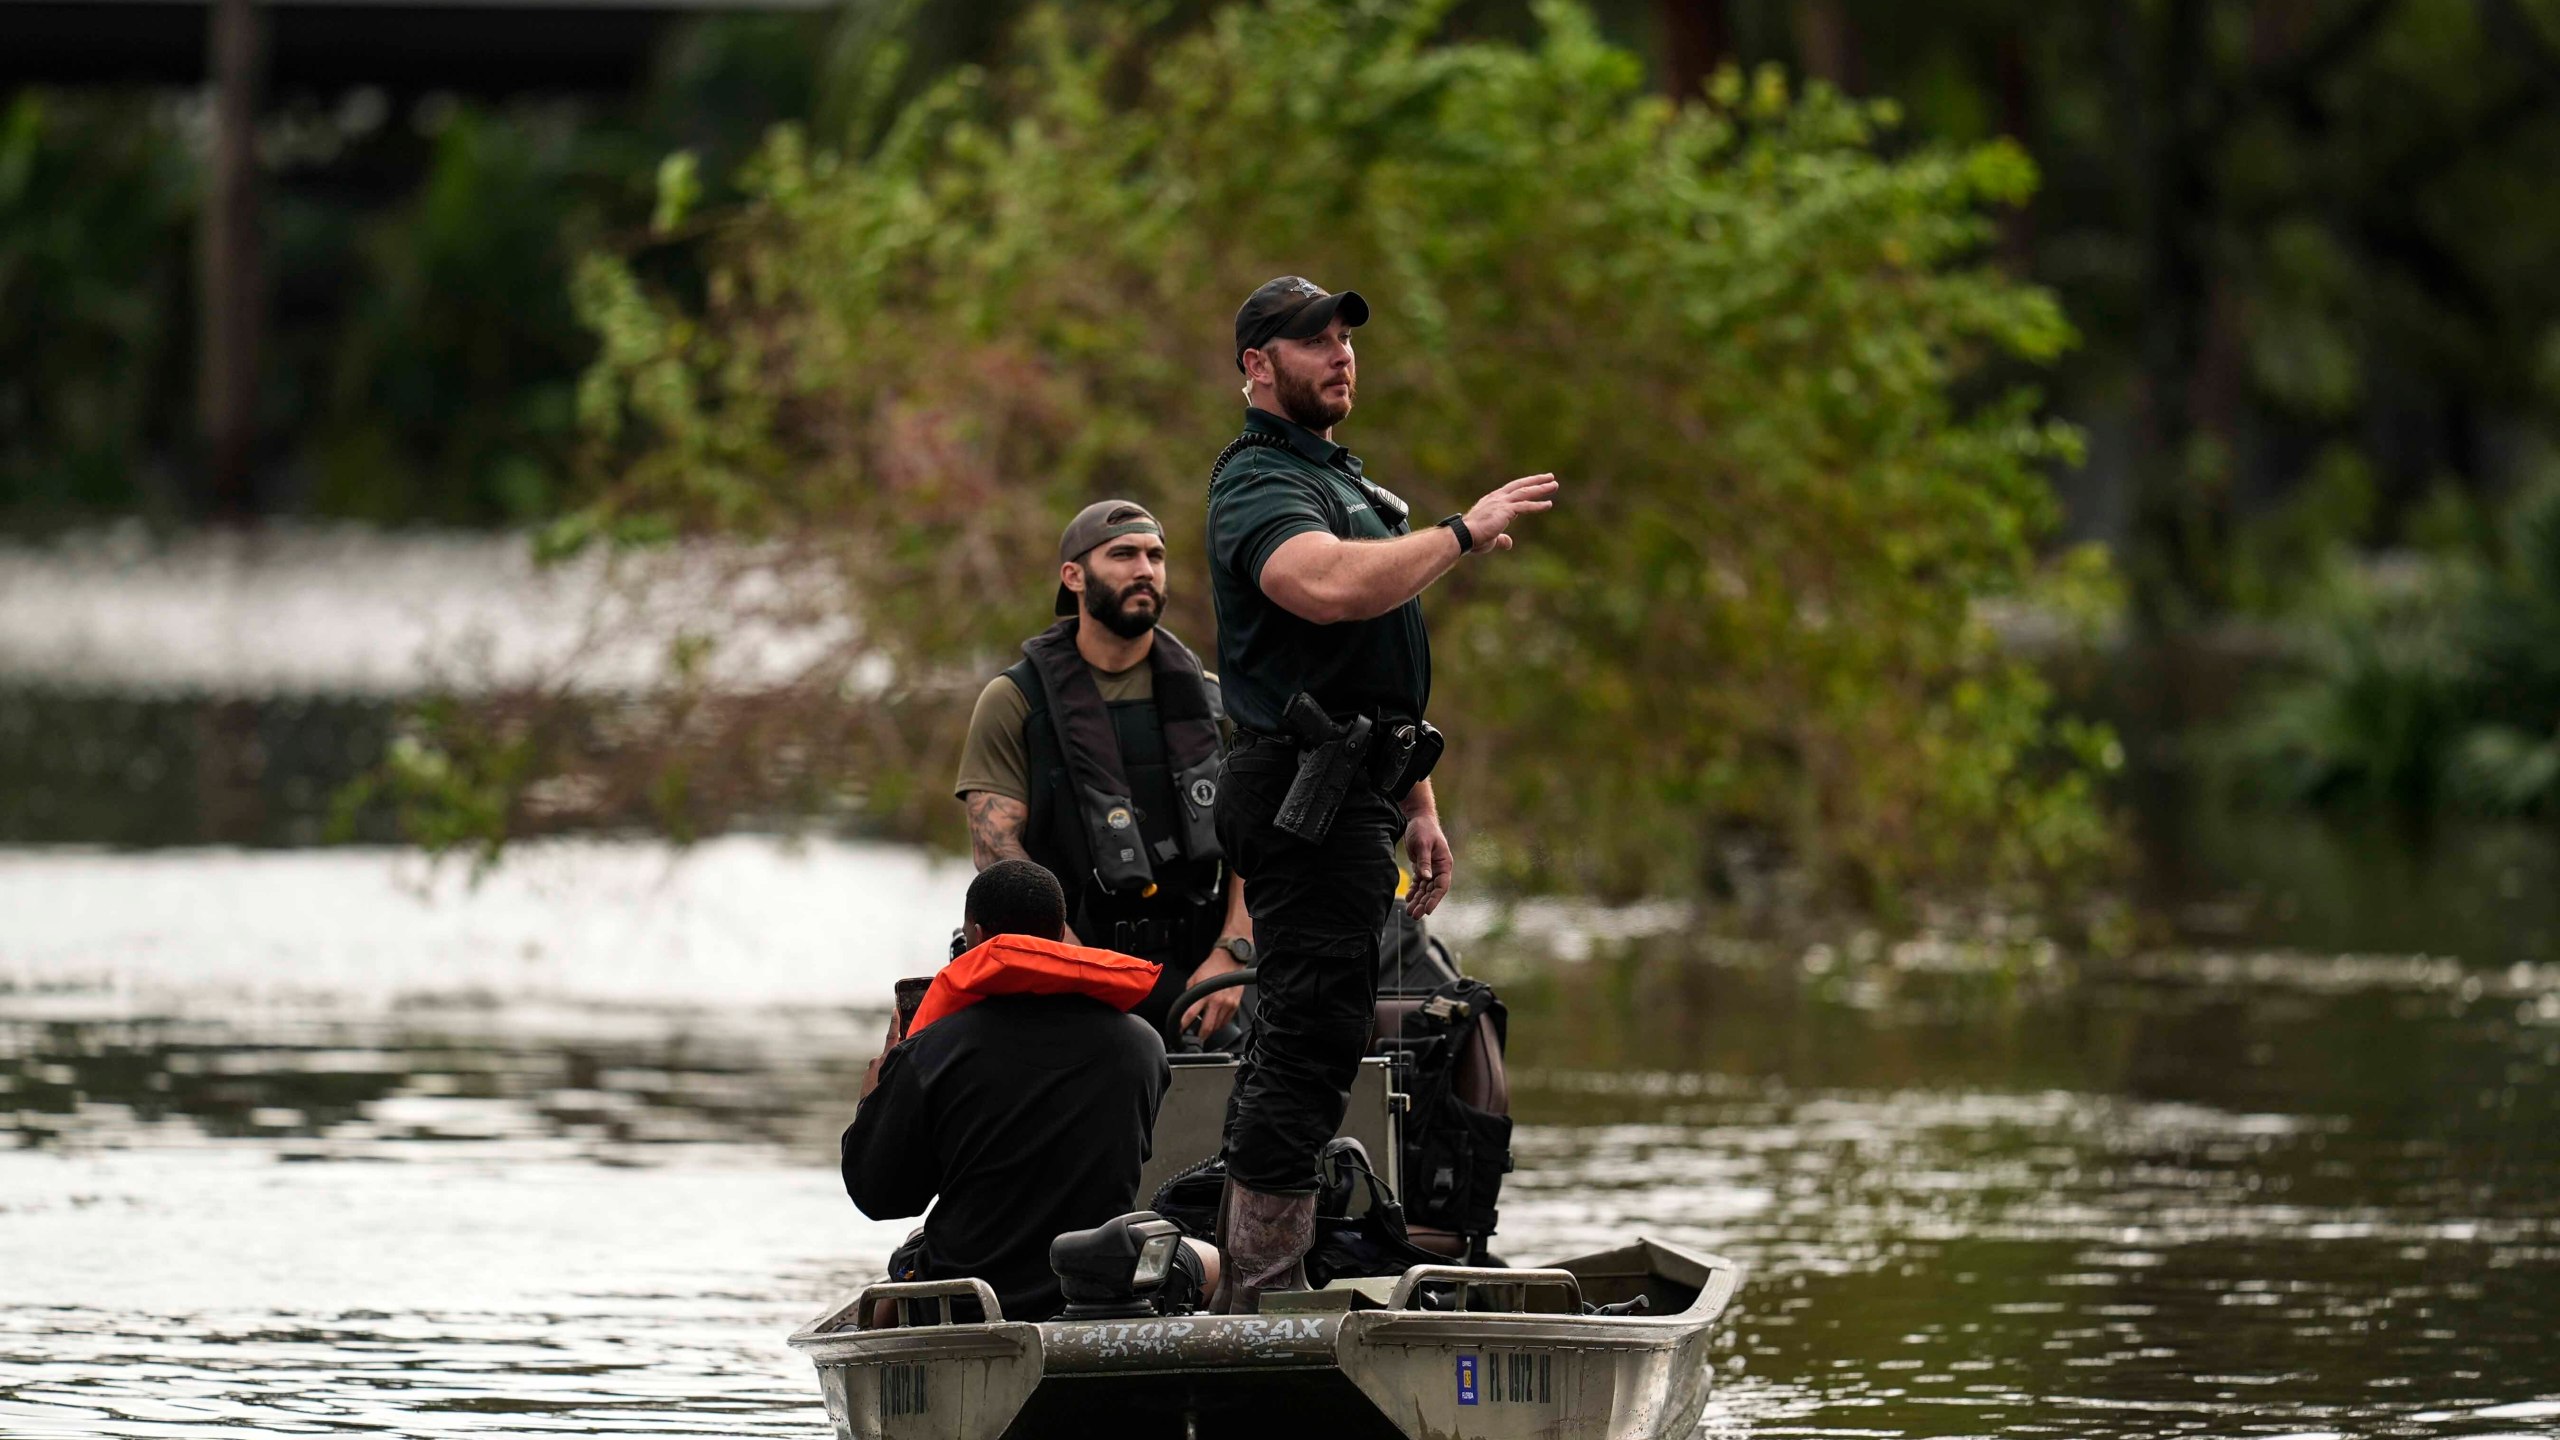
[892,977,933,1039]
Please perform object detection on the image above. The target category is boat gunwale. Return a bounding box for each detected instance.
[1341,1315,1719,1350]
[786,1238,1744,1367]
[786,1320,1040,1365]
[1340,1249,1740,1351]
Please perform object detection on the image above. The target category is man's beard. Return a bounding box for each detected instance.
[1083,574,1162,639]
[1274,362,1353,431]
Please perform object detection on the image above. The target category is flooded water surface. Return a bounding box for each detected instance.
[4,838,2556,1438]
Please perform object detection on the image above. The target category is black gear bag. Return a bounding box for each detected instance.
[1376,975,1513,1241]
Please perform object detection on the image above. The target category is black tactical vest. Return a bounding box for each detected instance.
[1005,622,1227,971]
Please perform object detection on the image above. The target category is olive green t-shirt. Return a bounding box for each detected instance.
[1206,407,1432,734]
[952,660,1230,803]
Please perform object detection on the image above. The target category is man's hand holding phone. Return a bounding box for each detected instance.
[860,977,935,1103]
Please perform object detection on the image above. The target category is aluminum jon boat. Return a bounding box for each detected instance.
[786,1236,1741,1440]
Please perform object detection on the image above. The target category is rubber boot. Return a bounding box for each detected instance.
[1208,1179,1315,1315]
[1208,1178,1239,1313]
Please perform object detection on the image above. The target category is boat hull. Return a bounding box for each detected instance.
[788,1240,1740,1440]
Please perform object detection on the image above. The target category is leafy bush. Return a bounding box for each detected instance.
[0,92,198,516]
[2243,478,2560,817]
[2238,584,2471,810]
[519,0,2115,903]
[1,15,831,525]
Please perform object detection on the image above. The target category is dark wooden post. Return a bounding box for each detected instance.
[1657,0,1731,101]
[1993,29,2035,271]
[1792,0,1863,92]
[201,0,265,520]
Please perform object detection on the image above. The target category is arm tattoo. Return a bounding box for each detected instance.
[965,792,1034,869]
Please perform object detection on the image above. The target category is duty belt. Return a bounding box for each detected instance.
[1243,695,1443,840]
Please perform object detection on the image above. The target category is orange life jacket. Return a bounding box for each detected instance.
[905,933,1162,1038]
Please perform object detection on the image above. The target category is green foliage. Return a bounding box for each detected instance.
[2239,584,2471,810]
[1829,0,2560,624]
[2224,444,2378,615]
[0,92,198,516]
[0,12,833,525]
[0,86,617,523]
[299,104,619,524]
[652,151,704,237]
[546,0,2113,903]
[329,704,537,872]
[2243,477,2560,816]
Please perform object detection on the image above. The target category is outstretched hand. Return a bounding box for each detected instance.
[1460,473,1559,553]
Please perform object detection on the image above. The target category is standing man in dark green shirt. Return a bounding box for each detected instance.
[1204,275,1558,1311]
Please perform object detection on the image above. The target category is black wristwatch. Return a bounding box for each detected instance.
[1437,513,1474,554]
[1214,935,1256,966]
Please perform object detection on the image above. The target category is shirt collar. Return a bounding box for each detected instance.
[1244,407,1361,476]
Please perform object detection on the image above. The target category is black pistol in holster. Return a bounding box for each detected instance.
[1274,693,1372,842]
[1373,719,1444,802]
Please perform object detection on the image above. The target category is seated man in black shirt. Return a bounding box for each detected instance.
[841,858,1211,1321]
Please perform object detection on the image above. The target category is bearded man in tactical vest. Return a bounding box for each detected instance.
[953,501,1255,1040]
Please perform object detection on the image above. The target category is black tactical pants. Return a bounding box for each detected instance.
[1215,731,1404,1194]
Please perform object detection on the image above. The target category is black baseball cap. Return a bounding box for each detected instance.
[1055,499,1163,616]
[1234,276,1370,371]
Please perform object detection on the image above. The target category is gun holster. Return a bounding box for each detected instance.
[1273,694,1372,843]
[1271,698,1449,839]
[1373,721,1444,802]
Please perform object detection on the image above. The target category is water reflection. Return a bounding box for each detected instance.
[1494,933,2560,1439]
[0,1000,907,1437]
[3,1005,867,1156]
[4,843,2557,1437]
